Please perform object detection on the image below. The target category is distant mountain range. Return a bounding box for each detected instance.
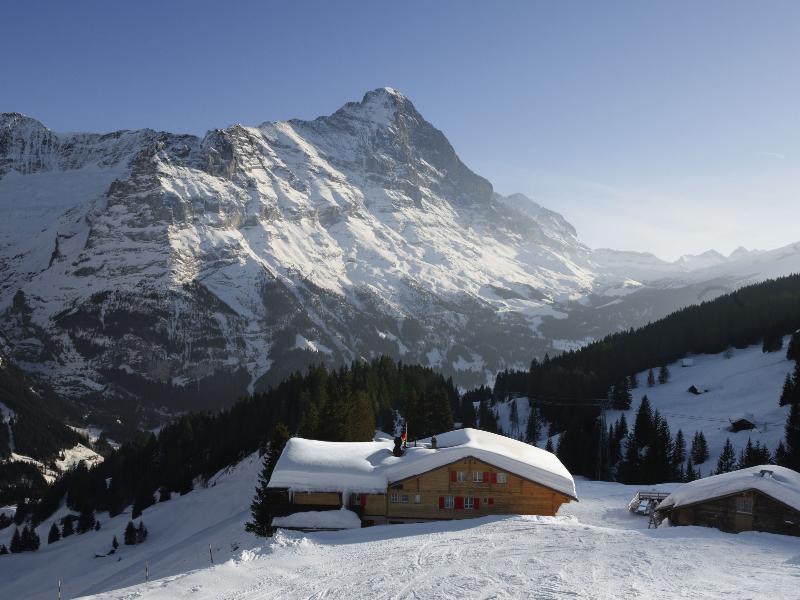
[1,88,799,421]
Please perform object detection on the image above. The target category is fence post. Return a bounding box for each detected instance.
[145,560,149,583]
[209,544,214,565]
[58,579,61,600]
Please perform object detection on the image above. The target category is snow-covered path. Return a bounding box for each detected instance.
[82,480,800,600]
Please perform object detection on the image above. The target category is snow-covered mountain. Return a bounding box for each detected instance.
[1,89,799,416]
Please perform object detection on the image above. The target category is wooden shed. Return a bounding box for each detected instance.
[656,465,800,537]
[266,428,577,529]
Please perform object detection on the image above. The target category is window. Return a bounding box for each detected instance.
[482,497,489,505]
[457,471,467,483]
[736,495,753,514]
[496,472,507,484]
[414,494,422,504]
[390,492,399,503]
[473,471,483,483]
[464,497,475,510]
[444,495,454,509]
[401,494,409,504]
[352,494,361,505]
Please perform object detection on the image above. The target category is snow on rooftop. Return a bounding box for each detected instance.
[272,509,362,530]
[658,465,800,513]
[268,428,577,499]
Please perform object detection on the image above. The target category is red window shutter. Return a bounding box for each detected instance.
[491,472,497,484]
[483,471,489,484]
[439,496,445,509]
[450,471,457,483]
[360,494,367,507]
[474,498,480,509]
[488,498,494,505]
[455,496,464,510]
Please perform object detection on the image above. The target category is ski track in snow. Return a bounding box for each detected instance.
[82,480,800,600]
[3,460,798,600]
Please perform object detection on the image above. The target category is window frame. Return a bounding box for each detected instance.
[735,494,753,514]
[457,471,467,483]
[496,472,508,484]
[390,492,399,503]
[464,497,475,510]
[414,494,422,504]
[401,494,409,504]
[473,471,484,483]
[444,495,454,509]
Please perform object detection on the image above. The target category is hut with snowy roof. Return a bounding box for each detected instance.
[266,428,577,528]
[656,465,800,536]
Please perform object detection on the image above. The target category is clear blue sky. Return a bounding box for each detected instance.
[2,1,798,260]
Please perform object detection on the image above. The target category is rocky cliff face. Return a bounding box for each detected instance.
[1,88,799,418]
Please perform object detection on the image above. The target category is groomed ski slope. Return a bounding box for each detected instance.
[4,450,799,600]
[83,479,800,600]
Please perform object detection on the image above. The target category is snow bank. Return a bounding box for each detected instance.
[658,465,800,512]
[272,509,362,530]
[268,428,577,499]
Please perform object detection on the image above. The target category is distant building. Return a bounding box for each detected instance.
[656,465,800,537]
[265,428,577,529]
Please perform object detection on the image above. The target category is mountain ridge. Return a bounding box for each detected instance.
[1,89,799,421]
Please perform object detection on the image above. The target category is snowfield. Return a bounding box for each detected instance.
[2,453,799,599]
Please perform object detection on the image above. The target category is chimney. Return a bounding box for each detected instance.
[431,435,438,449]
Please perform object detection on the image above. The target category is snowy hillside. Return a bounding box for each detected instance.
[2,91,799,417]
[3,451,799,599]
[492,337,796,475]
[607,338,796,474]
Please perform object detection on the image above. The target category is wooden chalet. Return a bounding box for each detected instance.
[265,428,577,529]
[656,465,800,537]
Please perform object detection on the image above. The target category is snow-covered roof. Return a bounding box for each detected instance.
[272,509,362,530]
[658,465,800,513]
[268,428,577,499]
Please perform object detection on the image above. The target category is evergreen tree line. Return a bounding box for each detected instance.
[492,276,800,477]
[16,357,458,527]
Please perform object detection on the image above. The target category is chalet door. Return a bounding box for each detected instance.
[734,513,753,532]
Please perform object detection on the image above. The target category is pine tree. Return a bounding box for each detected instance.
[716,439,737,474]
[779,373,795,406]
[629,373,639,389]
[690,431,710,464]
[525,406,541,445]
[544,437,554,453]
[9,527,21,553]
[136,521,148,543]
[509,400,519,436]
[647,368,656,388]
[124,521,137,545]
[787,331,800,361]
[762,333,783,353]
[48,522,60,544]
[245,435,284,537]
[159,487,171,502]
[61,516,75,538]
[95,520,101,531]
[658,365,670,385]
[672,429,686,477]
[611,378,632,410]
[77,509,96,534]
[112,535,119,550]
[0,544,7,555]
[784,401,800,470]
[775,440,789,466]
[684,457,697,482]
